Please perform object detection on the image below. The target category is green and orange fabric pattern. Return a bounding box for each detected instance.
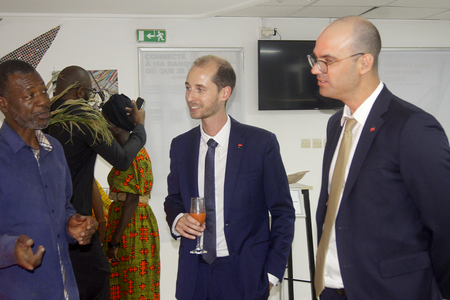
[104,148,160,300]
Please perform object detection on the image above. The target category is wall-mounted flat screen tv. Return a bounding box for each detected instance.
[258,40,344,110]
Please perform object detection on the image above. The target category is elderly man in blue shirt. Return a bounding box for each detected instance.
[0,59,97,299]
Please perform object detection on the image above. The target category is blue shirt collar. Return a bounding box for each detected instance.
[0,121,53,154]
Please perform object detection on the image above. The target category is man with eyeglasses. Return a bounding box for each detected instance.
[311,16,450,300]
[46,65,147,300]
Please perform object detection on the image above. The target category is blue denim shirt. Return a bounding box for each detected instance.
[0,121,79,299]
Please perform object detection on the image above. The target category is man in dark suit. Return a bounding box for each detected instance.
[164,55,295,300]
[310,16,450,299]
[47,66,146,300]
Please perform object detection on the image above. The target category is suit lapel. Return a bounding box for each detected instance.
[186,127,201,198]
[324,115,344,182]
[317,113,343,228]
[342,87,392,200]
[224,118,245,219]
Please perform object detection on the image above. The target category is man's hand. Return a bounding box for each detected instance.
[175,213,205,239]
[14,235,45,271]
[68,214,98,245]
[126,100,145,126]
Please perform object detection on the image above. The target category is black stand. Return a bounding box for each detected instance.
[285,185,316,300]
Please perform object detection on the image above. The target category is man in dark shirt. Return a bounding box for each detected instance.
[47,65,146,300]
[0,59,97,299]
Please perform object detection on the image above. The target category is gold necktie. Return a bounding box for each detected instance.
[315,117,357,297]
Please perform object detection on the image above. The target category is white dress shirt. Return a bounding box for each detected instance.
[171,115,231,257]
[324,82,384,288]
[198,115,231,257]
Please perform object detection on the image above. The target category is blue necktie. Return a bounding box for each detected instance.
[203,138,218,264]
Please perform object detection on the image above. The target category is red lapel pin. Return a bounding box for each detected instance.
[370,126,376,132]
[238,144,243,148]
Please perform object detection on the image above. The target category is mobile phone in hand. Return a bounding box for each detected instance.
[136,97,145,110]
[128,97,145,123]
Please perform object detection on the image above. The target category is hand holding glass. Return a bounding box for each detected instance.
[190,197,207,254]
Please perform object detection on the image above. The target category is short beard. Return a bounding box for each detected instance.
[10,106,50,130]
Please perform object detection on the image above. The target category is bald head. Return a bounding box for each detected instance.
[323,16,381,72]
[55,66,92,100]
[312,16,382,110]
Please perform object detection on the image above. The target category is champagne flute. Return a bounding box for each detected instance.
[190,197,207,254]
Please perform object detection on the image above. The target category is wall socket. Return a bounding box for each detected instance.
[301,138,311,148]
[313,138,322,148]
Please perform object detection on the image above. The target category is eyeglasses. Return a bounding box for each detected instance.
[307,53,365,74]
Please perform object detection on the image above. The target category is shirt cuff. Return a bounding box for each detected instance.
[0,235,20,268]
[171,213,184,237]
[268,273,279,286]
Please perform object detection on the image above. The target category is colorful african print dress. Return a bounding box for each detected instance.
[104,147,160,300]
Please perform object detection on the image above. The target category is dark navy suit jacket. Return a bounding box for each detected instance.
[165,117,295,300]
[317,86,450,299]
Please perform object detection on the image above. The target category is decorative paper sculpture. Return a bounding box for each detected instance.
[0,25,61,68]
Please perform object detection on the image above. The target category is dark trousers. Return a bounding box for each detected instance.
[192,256,245,300]
[320,288,348,300]
[69,233,110,300]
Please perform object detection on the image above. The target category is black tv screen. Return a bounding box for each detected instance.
[258,40,344,110]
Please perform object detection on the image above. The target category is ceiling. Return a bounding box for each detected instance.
[1,0,450,20]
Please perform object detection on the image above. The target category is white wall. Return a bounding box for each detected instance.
[1,15,449,299]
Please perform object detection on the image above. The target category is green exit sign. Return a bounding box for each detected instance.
[137,29,166,42]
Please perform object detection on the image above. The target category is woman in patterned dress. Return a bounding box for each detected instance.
[102,94,160,300]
